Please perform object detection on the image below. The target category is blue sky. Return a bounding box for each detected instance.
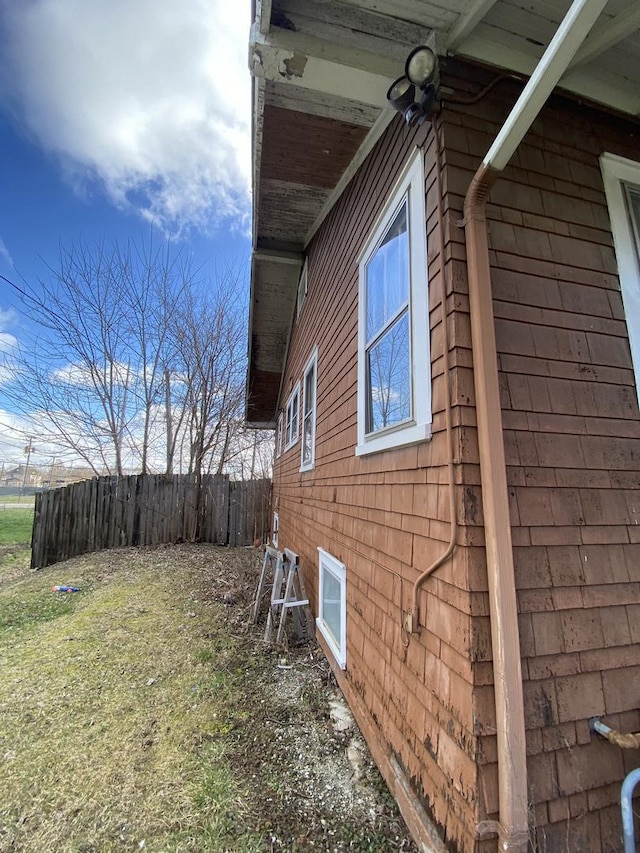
[0,0,251,466]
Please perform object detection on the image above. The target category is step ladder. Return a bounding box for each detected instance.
[253,546,311,644]
[251,545,279,625]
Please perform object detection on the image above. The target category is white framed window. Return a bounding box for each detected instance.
[357,149,431,456]
[316,548,346,669]
[272,512,279,549]
[300,348,318,471]
[601,153,640,404]
[275,412,283,458]
[284,382,300,449]
[296,260,308,318]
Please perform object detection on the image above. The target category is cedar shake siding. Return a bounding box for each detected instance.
[271,66,640,853]
[443,65,640,852]
[274,115,482,851]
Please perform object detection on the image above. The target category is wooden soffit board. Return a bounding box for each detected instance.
[261,105,369,188]
[247,0,640,423]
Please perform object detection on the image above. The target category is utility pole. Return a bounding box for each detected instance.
[21,439,34,500]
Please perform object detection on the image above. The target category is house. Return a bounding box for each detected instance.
[1,464,40,489]
[246,1,640,850]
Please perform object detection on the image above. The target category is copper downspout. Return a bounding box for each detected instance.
[463,164,528,852]
[459,1,608,845]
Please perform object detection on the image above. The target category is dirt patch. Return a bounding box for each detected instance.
[0,544,417,852]
[185,544,418,851]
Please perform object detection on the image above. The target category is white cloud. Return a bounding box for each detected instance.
[0,309,18,384]
[0,237,14,269]
[0,0,251,236]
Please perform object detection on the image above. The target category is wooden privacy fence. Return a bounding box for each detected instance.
[31,474,271,569]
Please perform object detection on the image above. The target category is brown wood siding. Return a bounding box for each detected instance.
[273,112,483,852]
[270,59,640,852]
[442,61,640,852]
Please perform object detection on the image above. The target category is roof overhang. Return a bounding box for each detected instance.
[246,0,640,424]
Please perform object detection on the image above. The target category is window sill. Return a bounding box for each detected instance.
[355,422,432,457]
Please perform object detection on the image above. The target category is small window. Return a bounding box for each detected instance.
[272,512,279,549]
[284,383,300,449]
[316,548,346,669]
[296,260,308,318]
[300,348,317,471]
[601,153,640,403]
[357,149,431,456]
[275,412,283,458]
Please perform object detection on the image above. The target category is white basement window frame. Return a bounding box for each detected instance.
[601,153,640,406]
[356,148,432,456]
[316,548,346,669]
[284,382,300,450]
[272,512,279,549]
[300,348,318,472]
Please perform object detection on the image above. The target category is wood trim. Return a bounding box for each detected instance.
[568,3,640,69]
[445,0,500,52]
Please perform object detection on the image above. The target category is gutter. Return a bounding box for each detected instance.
[461,1,608,850]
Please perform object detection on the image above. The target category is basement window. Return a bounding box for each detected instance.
[284,382,300,450]
[317,548,346,669]
[300,348,317,472]
[272,512,279,549]
[356,149,432,456]
[601,153,640,404]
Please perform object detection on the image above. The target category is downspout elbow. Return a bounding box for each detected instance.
[463,161,499,224]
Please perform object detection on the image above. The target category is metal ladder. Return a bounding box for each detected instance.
[252,546,310,644]
[251,544,279,625]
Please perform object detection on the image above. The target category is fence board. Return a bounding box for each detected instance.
[30,474,271,569]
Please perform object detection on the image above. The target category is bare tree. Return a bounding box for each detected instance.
[3,240,256,477]
[5,241,138,474]
[167,262,246,476]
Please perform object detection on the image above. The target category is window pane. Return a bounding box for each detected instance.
[627,186,640,255]
[304,365,315,414]
[366,310,410,432]
[302,413,312,464]
[322,568,342,647]
[366,203,409,342]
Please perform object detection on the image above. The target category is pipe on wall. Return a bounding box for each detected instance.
[460,1,608,849]
[407,116,458,634]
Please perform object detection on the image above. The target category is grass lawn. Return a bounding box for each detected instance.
[0,509,34,546]
[0,495,36,506]
[0,547,265,852]
[0,545,416,853]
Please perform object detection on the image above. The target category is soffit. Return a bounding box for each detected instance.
[246,0,640,424]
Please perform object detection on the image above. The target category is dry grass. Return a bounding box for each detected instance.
[0,546,265,852]
[0,544,416,853]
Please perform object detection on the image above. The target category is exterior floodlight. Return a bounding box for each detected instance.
[386,76,416,113]
[386,45,440,125]
[405,46,437,88]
